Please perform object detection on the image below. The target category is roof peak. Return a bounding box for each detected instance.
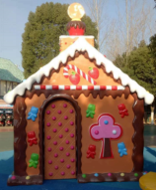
[4,37,154,105]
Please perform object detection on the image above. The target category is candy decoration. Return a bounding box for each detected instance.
[82,174,86,178]
[86,145,96,159]
[134,173,138,177]
[26,176,30,180]
[34,85,125,90]
[118,104,129,118]
[118,142,128,157]
[69,71,80,85]
[120,173,125,177]
[27,106,39,121]
[28,153,39,168]
[63,64,96,85]
[90,114,122,158]
[86,104,96,118]
[88,67,99,79]
[94,173,99,177]
[27,131,37,146]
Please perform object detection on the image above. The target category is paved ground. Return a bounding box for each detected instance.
[0,131,13,151]
[0,125,156,152]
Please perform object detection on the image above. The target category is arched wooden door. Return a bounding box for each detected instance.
[44,99,76,179]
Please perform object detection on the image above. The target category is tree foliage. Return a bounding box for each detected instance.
[21,2,98,78]
[114,40,156,96]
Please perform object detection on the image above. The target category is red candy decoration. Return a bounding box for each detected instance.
[68,26,85,35]
[86,145,96,159]
[88,67,99,79]
[118,104,129,118]
[27,131,37,146]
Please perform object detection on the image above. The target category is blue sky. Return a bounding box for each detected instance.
[0,0,155,71]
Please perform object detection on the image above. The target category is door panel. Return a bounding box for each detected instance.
[44,100,76,179]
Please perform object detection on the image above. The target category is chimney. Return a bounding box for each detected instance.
[59,3,94,52]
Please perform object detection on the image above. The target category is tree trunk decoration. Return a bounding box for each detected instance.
[90,114,123,158]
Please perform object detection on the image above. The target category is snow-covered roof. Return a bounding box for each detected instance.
[4,37,154,105]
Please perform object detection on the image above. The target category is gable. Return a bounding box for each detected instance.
[3,37,154,105]
[42,54,120,86]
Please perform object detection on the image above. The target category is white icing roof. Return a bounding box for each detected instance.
[4,37,154,105]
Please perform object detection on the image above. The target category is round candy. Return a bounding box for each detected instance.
[53,128,57,133]
[49,172,53,176]
[61,172,65,175]
[60,147,64,151]
[48,160,52,164]
[60,159,64,163]
[70,133,74,138]
[66,140,69,144]
[58,122,62,126]
[112,130,117,135]
[52,116,56,120]
[55,166,58,170]
[47,110,51,114]
[71,158,75,162]
[25,176,30,180]
[59,134,63,138]
[47,136,51,140]
[51,104,55,108]
[63,104,67,108]
[70,121,74,125]
[94,130,99,135]
[71,145,74,150]
[82,174,86,178]
[64,116,68,120]
[66,152,70,156]
[47,123,51,127]
[120,173,125,177]
[67,165,71,169]
[58,110,62,114]
[71,171,75,175]
[65,128,69,132]
[53,141,57,145]
[48,147,52,152]
[104,120,108,125]
[94,173,99,177]
[54,153,58,157]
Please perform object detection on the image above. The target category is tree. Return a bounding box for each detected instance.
[106,0,156,60]
[90,114,122,158]
[21,2,98,78]
[83,0,110,51]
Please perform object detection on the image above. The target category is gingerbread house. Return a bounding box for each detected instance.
[4,3,154,186]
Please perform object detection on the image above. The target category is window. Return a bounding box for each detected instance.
[0,81,7,96]
[6,81,13,92]
[13,82,18,89]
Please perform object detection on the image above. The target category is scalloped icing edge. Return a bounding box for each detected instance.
[4,37,154,105]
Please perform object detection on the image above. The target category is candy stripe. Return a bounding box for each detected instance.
[63,64,96,85]
[34,85,125,90]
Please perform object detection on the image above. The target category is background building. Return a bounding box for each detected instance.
[0,57,24,100]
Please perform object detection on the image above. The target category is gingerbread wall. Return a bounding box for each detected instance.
[42,54,120,86]
[21,53,143,178]
[75,93,134,174]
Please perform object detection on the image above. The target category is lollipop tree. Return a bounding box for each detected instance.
[90,114,122,158]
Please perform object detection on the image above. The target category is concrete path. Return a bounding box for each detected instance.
[0,131,13,152]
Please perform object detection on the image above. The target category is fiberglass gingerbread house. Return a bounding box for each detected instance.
[4,3,154,186]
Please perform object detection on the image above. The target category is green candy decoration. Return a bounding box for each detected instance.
[86,104,96,118]
[82,174,86,178]
[29,153,39,168]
